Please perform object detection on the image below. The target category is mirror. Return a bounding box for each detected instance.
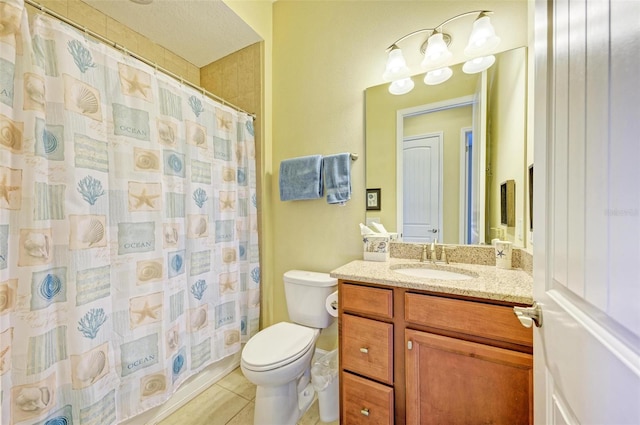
[365,47,528,247]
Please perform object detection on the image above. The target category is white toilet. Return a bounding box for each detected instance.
[241,270,338,425]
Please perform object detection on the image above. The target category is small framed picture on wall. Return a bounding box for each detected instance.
[366,188,381,211]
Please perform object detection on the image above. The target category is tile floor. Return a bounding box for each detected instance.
[158,367,339,425]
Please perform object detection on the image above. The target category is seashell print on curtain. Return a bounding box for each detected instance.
[0,0,261,423]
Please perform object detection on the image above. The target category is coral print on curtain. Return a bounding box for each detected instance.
[0,0,261,423]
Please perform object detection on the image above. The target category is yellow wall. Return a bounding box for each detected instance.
[487,48,527,246]
[30,0,200,84]
[403,106,473,243]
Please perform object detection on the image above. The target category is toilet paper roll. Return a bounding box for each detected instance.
[325,291,338,317]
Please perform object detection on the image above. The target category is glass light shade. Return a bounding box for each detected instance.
[464,15,501,57]
[420,32,452,69]
[462,55,496,74]
[424,67,453,85]
[389,78,415,95]
[383,48,410,82]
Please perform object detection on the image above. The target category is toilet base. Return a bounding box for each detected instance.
[253,372,314,425]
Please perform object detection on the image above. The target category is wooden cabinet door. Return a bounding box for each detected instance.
[405,329,532,425]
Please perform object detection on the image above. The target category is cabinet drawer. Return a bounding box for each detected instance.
[342,372,394,425]
[342,314,393,384]
[405,293,532,346]
[341,283,393,318]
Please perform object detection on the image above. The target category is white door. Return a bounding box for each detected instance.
[401,133,441,243]
[532,0,640,423]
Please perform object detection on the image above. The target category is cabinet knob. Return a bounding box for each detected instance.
[360,408,370,416]
[359,347,369,354]
[407,340,413,350]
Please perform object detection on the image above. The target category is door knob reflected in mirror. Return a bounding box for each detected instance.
[513,302,542,328]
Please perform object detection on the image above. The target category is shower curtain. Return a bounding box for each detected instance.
[0,0,261,423]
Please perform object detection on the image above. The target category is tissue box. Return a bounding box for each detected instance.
[363,235,390,262]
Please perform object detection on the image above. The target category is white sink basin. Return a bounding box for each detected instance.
[391,265,476,281]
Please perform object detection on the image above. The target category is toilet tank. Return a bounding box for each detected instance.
[284,270,338,329]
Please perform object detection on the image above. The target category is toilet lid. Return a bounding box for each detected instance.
[242,322,315,371]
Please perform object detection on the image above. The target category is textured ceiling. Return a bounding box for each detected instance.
[83,0,262,68]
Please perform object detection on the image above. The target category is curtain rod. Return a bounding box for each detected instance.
[23,0,256,119]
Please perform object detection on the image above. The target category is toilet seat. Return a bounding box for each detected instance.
[242,322,316,372]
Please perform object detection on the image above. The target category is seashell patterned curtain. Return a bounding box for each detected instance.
[0,0,261,423]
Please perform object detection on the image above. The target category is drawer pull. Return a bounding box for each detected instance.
[360,408,370,416]
[359,347,369,354]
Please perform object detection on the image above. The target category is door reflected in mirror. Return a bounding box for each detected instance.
[365,46,529,247]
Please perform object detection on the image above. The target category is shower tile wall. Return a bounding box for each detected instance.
[200,43,261,117]
[26,0,201,85]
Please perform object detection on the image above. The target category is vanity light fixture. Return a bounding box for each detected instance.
[382,10,501,95]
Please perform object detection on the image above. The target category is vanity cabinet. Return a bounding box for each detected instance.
[338,280,533,424]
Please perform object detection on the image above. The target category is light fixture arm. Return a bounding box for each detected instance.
[386,29,434,51]
[385,10,492,51]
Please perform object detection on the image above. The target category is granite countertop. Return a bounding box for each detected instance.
[330,258,533,304]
